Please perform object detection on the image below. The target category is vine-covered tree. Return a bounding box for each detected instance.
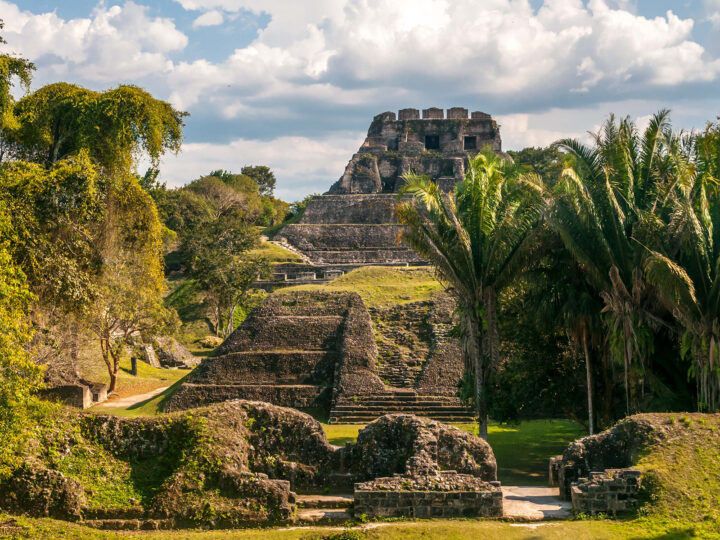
[5,82,185,170]
[0,198,43,477]
[87,173,178,392]
[0,20,34,162]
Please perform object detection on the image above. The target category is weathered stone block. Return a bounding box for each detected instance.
[398,108,420,120]
[422,107,443,119]
[447,107,468,119]
[40,385,92,409]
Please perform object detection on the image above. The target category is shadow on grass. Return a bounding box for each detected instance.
[125,375,188,413]
[487,419,585,486]
[630,529,698,540]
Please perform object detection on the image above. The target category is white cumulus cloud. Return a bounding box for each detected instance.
[151,133,364,199]
[163,0,720,114]
[192,10,224,28]
[0,0,187,83]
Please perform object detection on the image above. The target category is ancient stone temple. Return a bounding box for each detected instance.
[167,290,475,423]
[169,108,501,422]
[275,107,502,269]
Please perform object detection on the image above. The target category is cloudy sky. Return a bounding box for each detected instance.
[1,0,719,200]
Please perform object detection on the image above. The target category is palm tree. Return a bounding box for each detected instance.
[551,112,674,416]
[643,125,720,411]
[396,149,546,439]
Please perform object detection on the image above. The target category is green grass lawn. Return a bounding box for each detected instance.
[89,376,188,417]
[78,353,189,402]
[247,241,302,263]
[323,419,585,486]
[4,513,701,539]
[280,266,443,308]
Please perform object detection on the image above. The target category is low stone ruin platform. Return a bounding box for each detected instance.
[354,471,502,518]
[570,469,642,515]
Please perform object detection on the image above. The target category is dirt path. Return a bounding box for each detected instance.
[502,486,572,520]
[100,386,169,408]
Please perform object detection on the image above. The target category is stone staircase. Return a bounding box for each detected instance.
[295,494,353,523]
[165,294,353,412]
[329,391,475,424]
[379,351,421,387]
[80,507,174,531]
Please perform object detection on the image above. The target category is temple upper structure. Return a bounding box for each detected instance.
[276,108,502,267]
[328,107,501,194]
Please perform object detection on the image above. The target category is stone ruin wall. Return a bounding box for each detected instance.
[350,414,502,518]
[369,293,464,395]
[0,403,499,527]
[570,469,642,515]
[354,474,503,519]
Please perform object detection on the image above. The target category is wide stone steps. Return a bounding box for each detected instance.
[333,403,467,414]
[329,393,475,423]
[296,494,353,509]
[80,519,175,531]
[329,415,474,424]
[295,494,354,524]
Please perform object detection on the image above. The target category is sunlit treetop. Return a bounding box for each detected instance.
[6,82,186,172]
[0,21,35,133]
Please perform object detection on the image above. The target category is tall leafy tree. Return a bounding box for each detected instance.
[397,150,546,438]
[551,112,674,416]
[183,217,270,336]
[0,20,34,162]
[0,198,44,477]
[643,123,720,411]
[87,173,178,392]
[5,82,185,170]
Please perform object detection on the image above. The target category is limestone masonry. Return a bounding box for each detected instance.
[277,107,502,269]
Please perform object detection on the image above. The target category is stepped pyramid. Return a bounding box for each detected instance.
[167,290,474,423]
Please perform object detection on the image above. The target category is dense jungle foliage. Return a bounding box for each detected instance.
[0,25,291,460]
[1,19,720,462]
[401,116,720,436]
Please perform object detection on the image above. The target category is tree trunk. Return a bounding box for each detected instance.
[110,347,120,394]
[108,369,118,394]
[624,331,632,416]
[582,327,594,435]
[466,313,488,440]
[99,333,118,393]
[224,298,242,338]
[483,287,500,369]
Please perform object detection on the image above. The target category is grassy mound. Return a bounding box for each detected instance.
[247,241,302,263]
[279,266,442,308]
[634,414,720,531]
[561,413,720,536]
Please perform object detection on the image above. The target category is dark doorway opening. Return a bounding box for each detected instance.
[464,136,477,150]
[425,135,440,150]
